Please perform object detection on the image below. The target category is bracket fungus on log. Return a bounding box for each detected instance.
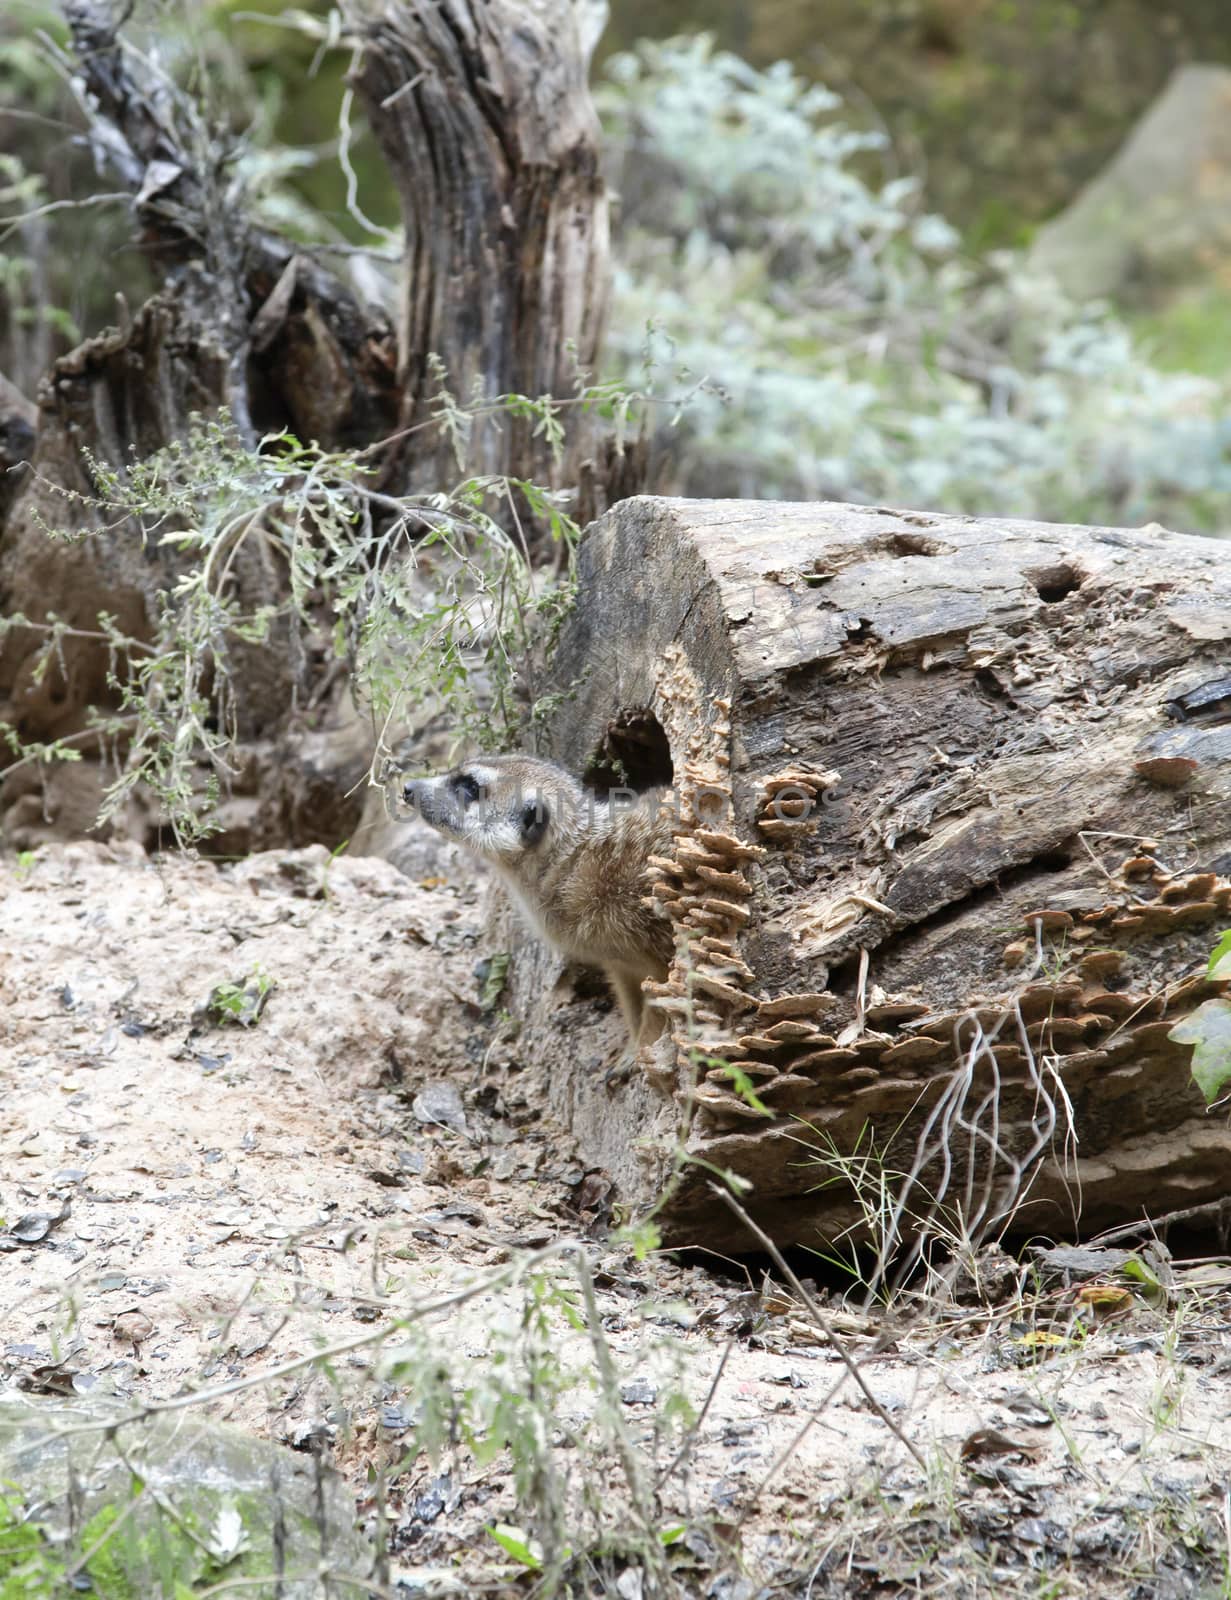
[521,497,1231,1253]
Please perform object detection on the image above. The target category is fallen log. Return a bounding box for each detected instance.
[522,497,1231,1254]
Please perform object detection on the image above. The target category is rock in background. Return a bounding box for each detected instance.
[1030,64,1231,303]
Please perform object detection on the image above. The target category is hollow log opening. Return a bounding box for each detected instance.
[583,709,675,794]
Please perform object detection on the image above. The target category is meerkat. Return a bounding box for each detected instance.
[402,754,675,1048]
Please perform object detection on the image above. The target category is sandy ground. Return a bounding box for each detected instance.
[3,841,1231,1597]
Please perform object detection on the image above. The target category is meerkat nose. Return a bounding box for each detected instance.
[402,778,420,809]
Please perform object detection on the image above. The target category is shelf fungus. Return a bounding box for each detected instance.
[755,765,840,845]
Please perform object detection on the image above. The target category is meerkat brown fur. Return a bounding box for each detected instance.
[403,755,675,1047]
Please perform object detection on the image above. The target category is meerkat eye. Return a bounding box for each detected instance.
[452,772,485,805]
[520,799,549,844]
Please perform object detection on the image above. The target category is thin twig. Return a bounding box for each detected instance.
[571,1248,667,1574]
[338,56,396,241]
[0,190,131,242]
[381,70,425,110]
[708,1182,926,1470]
[1093,1198,1231,1248]
[18,1239,579,1455]
[734,1360,872,1538]
[196,1570,401,1599]
[62,1475,152,1584]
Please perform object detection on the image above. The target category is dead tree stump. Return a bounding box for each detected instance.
[0,0,617,853]
[354,0,610,495]
[527,497,1231,1253]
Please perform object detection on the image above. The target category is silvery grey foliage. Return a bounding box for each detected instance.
[598,36,1231,533]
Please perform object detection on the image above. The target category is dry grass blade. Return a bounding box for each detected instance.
[708,1181,927,1471]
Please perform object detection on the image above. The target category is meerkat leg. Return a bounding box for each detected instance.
[600,970,642,1089]
[636,996,667,1050]
[608,967,646,1045]
[607,966,670,1084]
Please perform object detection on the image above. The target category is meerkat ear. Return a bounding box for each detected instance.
[520,798,549,845]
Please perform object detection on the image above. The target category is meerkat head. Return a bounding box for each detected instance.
[402,754,586,870]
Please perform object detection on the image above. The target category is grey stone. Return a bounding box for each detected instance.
[1030,64,1231,302]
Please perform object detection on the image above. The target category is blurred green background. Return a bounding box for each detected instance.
[4,0,1231,530]
[598,1,1231,250]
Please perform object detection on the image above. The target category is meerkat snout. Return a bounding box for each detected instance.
[403,754,675,1048]
[404,762,554,861]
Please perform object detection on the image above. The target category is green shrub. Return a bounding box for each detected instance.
[599,35,1231,533]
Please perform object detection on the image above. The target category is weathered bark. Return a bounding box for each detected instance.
[0,375,36,529]
[521,497,1231,1253]
[0,0,620,851]
[58,0,400,451]
[352,0,610,495]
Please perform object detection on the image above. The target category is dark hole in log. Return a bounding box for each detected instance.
[1026,562,1084,603]
[995,847,1075,887]
[826,952,863,997]
[584,708,673,794]
[974,669,1009,702]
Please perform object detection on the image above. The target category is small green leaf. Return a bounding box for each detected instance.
[487,1524,542,1569]
[696,1056,771,1116]
[1170,999,1231,1104]
[1121,1256,1158,1287]
[660,1523,688,1545]
[1121,1256,1164,1304]
[1208,929,1231,982]
[616,1218,662,1259]
[479,951,511,1011]
[208,967,274,1027]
